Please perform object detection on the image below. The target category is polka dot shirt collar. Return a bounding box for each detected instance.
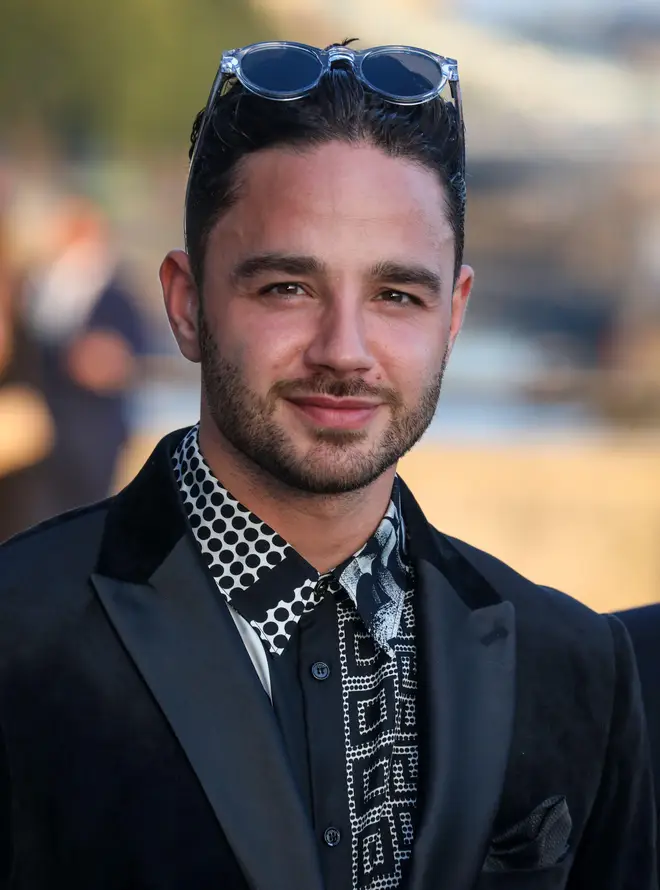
[173,425,411,657]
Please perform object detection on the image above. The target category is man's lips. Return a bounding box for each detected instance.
[288,395,381,410]
[285,395,383,430]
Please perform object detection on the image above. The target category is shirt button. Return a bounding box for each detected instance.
[311,661,331,681]
[323,827,341,847]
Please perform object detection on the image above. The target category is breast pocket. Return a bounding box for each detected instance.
[475,858,572,890]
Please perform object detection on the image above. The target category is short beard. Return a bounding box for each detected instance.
[199,314,447,495]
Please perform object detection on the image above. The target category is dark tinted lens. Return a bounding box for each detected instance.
[362,51,442,99]
[240,45,322,94]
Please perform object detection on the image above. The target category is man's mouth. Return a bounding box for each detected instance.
[284,395,383,430]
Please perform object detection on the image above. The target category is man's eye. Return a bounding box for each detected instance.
[378,290,419,306]
[262,283,307,297]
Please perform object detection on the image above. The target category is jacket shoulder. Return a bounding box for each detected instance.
[437,529,614,646]
[0,501,109,585]
[0,502,111,652]
[616,602,660,643]
[615,602,660,695]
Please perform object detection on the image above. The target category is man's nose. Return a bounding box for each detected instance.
[303,298,376,376]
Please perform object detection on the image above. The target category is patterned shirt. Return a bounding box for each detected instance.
[173,425,418,890]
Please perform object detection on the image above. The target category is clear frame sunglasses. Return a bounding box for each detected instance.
[185,41,463,246]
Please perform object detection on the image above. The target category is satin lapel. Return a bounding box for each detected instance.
[92,536,324,890]
[408,558,516,890]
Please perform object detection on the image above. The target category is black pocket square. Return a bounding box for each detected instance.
[484,795,572,872]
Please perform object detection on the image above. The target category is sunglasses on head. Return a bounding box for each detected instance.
[185,41,463,246]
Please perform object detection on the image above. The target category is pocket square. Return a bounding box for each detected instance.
[484,795,572,872]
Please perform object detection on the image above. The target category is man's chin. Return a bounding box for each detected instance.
[269,446,393,495]
[276,422,373,457]
[280,471,381,496]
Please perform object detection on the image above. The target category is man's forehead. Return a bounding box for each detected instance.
[215,140,454,245]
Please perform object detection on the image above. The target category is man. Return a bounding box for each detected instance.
[0,195,53,542]
[23,194,146,519]
[616,603,660,872]
[0,40,656,890]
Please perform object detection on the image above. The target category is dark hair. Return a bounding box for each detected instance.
[186,53,466,291]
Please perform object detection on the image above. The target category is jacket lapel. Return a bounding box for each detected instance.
[400,483,516,890]
[91,431,324,890]
[90,433,514,890]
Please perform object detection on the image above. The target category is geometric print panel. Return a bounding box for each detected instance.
[339,584,418,890]
[350,755,390,816]
[351,630,381,670]
[356,816,399,890]
[347,675,398,750]
[391,747,418,799]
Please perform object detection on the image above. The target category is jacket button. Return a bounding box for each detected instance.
[311,661,330,681]
[323,827,341,847]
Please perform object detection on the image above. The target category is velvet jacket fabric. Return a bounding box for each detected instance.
[0,429,656,890]
[616,603,660,877]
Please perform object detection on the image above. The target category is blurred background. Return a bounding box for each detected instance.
[1,0,660,611]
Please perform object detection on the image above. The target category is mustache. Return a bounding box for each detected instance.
[271,376,401,406]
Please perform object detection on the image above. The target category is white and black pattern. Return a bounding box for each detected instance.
[174,427,325,654]
[173,426,410,657]
[337,499,408,656]
[249,577,325,655]
[338,584,417,890]
[173,427,290,592]
[173,424,418,889]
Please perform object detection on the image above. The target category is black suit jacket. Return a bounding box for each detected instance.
[0,430,656,890]
[616,604,660,873]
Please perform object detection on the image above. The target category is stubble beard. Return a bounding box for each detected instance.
[198,315,447,495]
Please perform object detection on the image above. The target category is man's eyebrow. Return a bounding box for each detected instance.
[370,260,443,295]
[231,253,326,283]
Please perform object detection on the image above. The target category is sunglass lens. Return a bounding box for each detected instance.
[362,51,442,100]
[240,45,323,95]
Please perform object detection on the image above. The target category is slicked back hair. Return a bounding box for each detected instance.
[185,49,466,293]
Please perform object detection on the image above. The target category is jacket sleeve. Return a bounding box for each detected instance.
[568,615,658,890]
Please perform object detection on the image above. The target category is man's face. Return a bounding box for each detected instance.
[165,140,472,494]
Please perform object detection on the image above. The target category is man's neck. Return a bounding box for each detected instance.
[197,420,397,574]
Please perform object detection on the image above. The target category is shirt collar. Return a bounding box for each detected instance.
[173,425,411,656]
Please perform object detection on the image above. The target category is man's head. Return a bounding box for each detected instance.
[161,42,473,495]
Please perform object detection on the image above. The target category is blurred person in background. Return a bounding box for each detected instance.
[0,187,53,542]
[0,41,656,890]
[22,193,147,518]
[616,602,660,874]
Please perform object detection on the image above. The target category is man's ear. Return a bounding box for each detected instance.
[159,249,202,363]
[447,263,474,356]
